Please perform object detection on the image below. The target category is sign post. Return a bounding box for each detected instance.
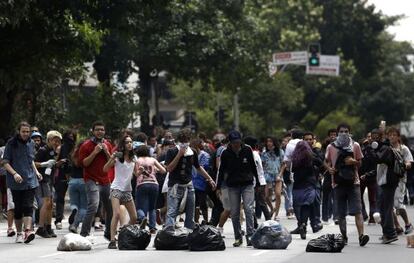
[306,55,340,76]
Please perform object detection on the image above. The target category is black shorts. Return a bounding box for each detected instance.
[195,189,207,209]
[335,185,362,219]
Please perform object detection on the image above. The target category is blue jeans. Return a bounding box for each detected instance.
[228,185,255,240]
[165,183,195,229]
[80,180,112,237]
[135,183,158,229]
[284,182,293,212]
[68,178,87,228]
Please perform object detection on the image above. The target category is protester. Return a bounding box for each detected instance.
[2,122,42,243]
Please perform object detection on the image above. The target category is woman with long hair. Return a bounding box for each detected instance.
[135,145,166,234]
[103,135,138,249]
[260,136,284,220]
[68,140,87,234]
[290,141,322,239]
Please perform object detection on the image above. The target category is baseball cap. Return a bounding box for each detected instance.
[46,130,62,141]
[228,130,242,143]
[31,131,42,139]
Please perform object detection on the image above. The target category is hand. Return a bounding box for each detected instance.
[208,179,216,190]
[13,173,23,183]
[178,146,186,157]
[41,159,56,168]
[406,162,412,170]
[102,144,110,155]
[328,167,336,176]
[94,144,103,154]
[36,172,43,181]
[56,159,67,168]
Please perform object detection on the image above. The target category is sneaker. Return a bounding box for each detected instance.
[405,224,413,235]
[69,225,78,234]
[55,222,63,230]
[334,219,339,225]
[359,234,369,247]
[322,220,330,225]
[312,224,323,233]
[15,233,24,243]
[343,236,348,246]
[94,224,104,231]
[108,240,117,249]
[140,217,148,229]
[290,227,300,235]
[104,231,111,241]
[246,236,252,246]
[299,225,306,240]
[149,228,157,235]
[68,209,77,225]
[36,227,51,238]
[381,235,398,244]
[373,212,381,224]
[396,227,404,235]
[7,228,16,237]
[233,239,243,247]
[47,226,57,238]
[24,230,35,244]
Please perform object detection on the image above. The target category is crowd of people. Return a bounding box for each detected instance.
[1,120,414,249]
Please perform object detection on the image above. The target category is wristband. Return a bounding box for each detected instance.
[12,172,17,176]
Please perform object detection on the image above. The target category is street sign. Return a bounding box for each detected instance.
[268,62,278,77]
[306,55,340,76]
[272,51,307,65]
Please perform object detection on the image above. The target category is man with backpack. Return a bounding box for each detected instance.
[325,123,369,247]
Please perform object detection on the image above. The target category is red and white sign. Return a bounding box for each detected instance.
[272,51,307,65]
[306,55,340,76]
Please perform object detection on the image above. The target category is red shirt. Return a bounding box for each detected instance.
[79,139,112,185]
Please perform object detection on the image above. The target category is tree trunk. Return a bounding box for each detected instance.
[0,88,18,139]
[138,70,151,135]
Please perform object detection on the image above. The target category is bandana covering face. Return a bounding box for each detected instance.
[334,133,353,152]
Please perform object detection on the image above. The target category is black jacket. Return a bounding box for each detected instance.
[217,145,259,188]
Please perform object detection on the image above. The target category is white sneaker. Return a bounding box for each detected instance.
[15,233,23,243]
[373,212,381,224]
[55,222,63,230]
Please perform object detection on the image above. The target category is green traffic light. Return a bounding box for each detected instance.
[310,58,319,65]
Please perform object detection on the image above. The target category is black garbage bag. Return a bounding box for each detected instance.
[118,224,151,250]
[251,220,292,249]
[154,227,189,250]
[188,224,226,251]
[306,234,345,253]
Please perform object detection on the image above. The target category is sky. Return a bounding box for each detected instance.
[367,0,414,43]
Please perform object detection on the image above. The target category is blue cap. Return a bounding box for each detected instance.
[228,130,242,142]
[133,141,145,149]
[31,131,42,138]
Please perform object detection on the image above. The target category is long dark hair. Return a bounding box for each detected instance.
[71,140,85,167]
[291,141,313,168]
[265,136,281,157]
[117,135,135,163]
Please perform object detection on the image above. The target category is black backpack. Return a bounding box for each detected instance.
[333,145,355,186]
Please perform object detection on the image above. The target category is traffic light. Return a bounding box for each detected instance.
[308,43,320,66]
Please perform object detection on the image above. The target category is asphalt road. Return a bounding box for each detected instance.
[1,203,414,263]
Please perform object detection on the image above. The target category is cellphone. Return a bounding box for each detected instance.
[114,152,123,158]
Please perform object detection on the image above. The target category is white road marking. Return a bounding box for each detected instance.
[252,250,269,256]
[39,252,65,258]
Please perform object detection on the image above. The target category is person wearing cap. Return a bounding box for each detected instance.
[217,130,259,247]
[34,130,63,238]
[31,131,44,153]
[2,121,43,244]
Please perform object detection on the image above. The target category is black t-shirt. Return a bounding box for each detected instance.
[35,145,57,182]
[165,147,200,187]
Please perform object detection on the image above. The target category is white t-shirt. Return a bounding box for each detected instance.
[111,157,136,191]
[253,151,266,186]
[283,138,301,162]
[377,144,413,186]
